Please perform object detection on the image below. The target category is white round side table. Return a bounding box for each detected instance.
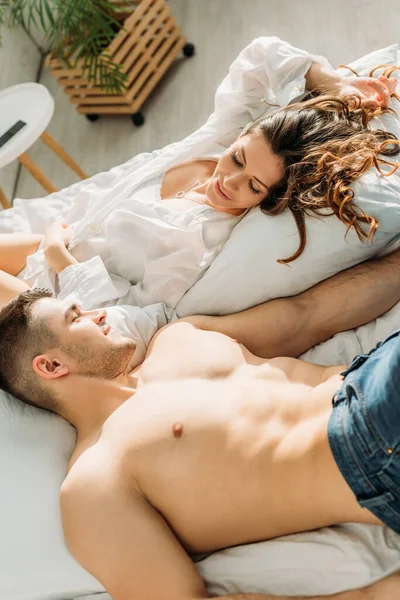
[0,83,88,209]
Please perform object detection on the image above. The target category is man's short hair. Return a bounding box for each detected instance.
[0,288,60,412]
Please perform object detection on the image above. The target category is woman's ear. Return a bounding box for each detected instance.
[32,355,69,380]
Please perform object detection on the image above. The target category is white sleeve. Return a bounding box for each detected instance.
[105,302,177,364]
[57,256,131,310]
[114,302,177,345]
[57,256,180,326]
[214,36,332,126]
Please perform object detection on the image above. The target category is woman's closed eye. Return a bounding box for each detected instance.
[230,151,262,195]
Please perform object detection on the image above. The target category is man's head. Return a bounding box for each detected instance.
[0,289,136,412]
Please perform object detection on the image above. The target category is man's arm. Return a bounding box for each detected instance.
[61,460,208,600]
[61,460,399,600]
[185,249,400,358]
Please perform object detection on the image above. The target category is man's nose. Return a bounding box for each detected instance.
[91,309,107,324]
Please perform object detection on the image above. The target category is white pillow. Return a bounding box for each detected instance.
[0,394,104,600]
[3,46,400,600]
[176,44,400,317]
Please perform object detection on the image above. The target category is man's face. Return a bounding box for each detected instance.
[31,298,136,379]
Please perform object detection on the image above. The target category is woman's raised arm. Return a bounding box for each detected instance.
[213,36,332,127]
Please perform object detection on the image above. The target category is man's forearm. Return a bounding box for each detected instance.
[300,248,400,353]
[191,248,400,359]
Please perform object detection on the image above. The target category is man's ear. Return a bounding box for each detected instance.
[32,355,69,380]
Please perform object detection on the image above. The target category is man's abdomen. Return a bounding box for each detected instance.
[130,374,373,553]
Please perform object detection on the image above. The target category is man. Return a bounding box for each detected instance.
[1,248,400,600]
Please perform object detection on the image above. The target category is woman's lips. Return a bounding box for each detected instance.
[214,179,231,200]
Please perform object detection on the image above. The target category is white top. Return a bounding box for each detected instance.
[0,83,54,168]
[2,37,330,310]
[19,168,242,309]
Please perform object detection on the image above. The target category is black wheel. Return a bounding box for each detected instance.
[85,114,99,122]
[131,112,145,126]
[183,42,195,58]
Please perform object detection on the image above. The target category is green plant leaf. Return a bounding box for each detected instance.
[43,0,55,28]
[0,6,5,46]
[3,0,132,93]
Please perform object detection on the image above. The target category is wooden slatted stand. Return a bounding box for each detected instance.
[45,0,195,126]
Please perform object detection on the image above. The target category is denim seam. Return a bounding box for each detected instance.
[339,404,378,496]
[353,380,390,451]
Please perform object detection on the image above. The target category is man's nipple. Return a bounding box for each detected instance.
[172,422,184,438]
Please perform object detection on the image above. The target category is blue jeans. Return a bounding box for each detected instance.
[328,329,400,534]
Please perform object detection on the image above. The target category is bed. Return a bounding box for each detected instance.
[1,40,400,600]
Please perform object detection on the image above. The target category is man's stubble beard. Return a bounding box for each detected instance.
[62,338,136,380]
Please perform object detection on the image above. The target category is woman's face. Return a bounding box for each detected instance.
[205,130,284,213]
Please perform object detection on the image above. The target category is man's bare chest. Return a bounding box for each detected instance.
[139,321,266,388]
[98,375,333,552]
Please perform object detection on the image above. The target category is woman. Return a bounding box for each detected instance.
[0,37,398,310]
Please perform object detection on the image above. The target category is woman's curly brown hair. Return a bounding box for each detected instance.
[243,68,400,264]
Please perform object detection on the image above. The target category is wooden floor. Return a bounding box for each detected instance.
[1,0,400,202]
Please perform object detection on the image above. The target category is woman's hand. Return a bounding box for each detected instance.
[306,62,398,108]
[337,74,398,108]
[45,222,73,249]
[44,222,78,274]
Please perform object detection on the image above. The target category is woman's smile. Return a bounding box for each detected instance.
[214,178,232,201]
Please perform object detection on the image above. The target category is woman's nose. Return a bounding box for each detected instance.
[224,172,241,190]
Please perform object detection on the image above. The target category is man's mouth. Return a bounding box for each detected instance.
[101,323,111,335]
[214,179,231,200]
